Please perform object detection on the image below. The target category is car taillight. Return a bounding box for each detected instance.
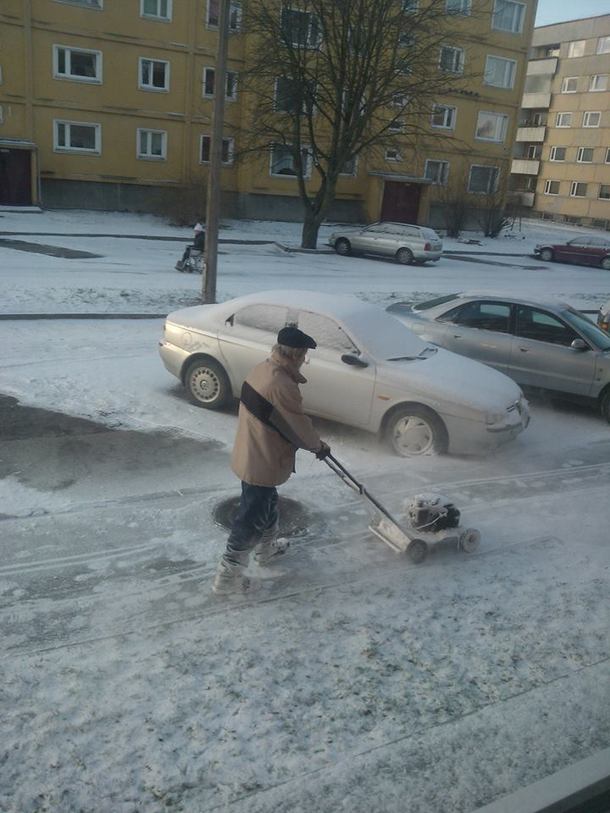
[424,242,431,251]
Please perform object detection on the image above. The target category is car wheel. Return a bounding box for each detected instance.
[385,405,448,456]
[600,388,610,423]
[540,248,554,262]
[601,257,610,271]
[396,247,414,265]
[185,357,231,410]
[335,238,352,256]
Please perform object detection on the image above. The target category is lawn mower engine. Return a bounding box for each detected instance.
[406,493,461,532]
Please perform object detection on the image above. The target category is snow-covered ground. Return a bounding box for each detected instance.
[0,210,609,812]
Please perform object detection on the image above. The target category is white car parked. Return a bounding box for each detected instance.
[159,291,529,456]
[328,222,443,264]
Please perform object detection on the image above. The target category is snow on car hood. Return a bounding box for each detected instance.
[377,346,522,413]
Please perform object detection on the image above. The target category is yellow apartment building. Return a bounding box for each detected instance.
[0,0,535,225]
[510,14,610,229]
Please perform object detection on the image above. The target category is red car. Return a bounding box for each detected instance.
[534,236,610,270]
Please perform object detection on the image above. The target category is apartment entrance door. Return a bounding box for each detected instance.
[0,148,32,205]
[380,181,421,223]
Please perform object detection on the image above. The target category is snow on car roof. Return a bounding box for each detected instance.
[213,290,427,357]
[447,291,574,310]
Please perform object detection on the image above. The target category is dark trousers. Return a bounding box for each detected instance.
[225,482,279,564]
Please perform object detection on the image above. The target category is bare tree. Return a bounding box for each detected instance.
[240,0,476,248]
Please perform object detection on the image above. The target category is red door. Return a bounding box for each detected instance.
[0,149,32,205]
[380,181,421,223]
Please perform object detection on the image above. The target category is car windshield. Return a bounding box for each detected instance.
[564,308,610,350]
[414,294,460,311]
[347,308,428,359]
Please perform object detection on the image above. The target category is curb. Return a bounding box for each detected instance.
[472,747,610,813]
[0,313,167,320]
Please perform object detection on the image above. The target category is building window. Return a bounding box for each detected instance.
[269,143,311,177]
[431,104,456,129]
[491,0,525,33]
[280,7,320,48]
[274,77,312,114]
[202,67,238,99]
[200,135,234,164]
[424,159,449,185]
[385,148,401,162]
[526,144,541,159]
[141,0,171,20]
[599,185,610,200]
[570,182,587,197]
[561,76,578,93]
[589,74,608,92]
[555,112,572,128]
[139,58,170,91]
[207,0,241,31]
[54,120,101,153]
[567,40,586,58]
[137,128,166,159]
[53,0,102,7]
[576,147,594,163]
[402,0,418,12]
[475,111,508,142]
[606,147,610,163]
[550,146,566,161]
[53,45,102,83]
[484,56,516,88]
[597,36,610,54]
[445,0,471,14]
[583,111,601,127]
[544,180,560,195]
[388,119,406,132]
[439,45,464,74]
[545,44,560,57]
[339,155,358,176]
[468,165,499,194]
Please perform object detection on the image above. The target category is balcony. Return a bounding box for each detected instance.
[516,126,545,142]
[511,159,540,175]
[521,92,552,109]
[526,57,558,76]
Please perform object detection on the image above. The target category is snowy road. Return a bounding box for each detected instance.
[1,211,610,811]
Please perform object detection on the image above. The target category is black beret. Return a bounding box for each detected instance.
[277,326,317,349]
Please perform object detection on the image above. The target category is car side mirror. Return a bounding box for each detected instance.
[570,338,588,351]
[341,353,369,368]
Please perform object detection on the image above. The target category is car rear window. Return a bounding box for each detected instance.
[413,294,460,311]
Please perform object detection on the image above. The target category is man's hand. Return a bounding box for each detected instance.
[315,441,331,460]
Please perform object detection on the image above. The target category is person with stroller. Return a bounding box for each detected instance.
[176,222,205,271]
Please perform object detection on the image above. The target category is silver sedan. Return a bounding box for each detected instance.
[387,294,610,422]
[159,290,528,457]
[328,222,443,264]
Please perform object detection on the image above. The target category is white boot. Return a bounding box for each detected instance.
[212,555,250,595]
[254,525,289,566]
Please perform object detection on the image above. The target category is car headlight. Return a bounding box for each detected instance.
[486,410,505,426]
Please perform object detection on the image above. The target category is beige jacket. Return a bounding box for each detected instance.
[231,350,322,486]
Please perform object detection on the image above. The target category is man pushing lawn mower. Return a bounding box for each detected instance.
[213,326,331,595]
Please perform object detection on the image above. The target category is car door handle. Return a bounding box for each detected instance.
[452,334,462,339]
[518,347,529,352]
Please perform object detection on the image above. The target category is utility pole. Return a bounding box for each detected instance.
[203,0,230,303]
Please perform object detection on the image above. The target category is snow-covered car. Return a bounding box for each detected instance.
[328,222,443,265]
[598,299,610,333]
[159,291,529,456]
[387,293,610,421]
[533,236,610,270]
